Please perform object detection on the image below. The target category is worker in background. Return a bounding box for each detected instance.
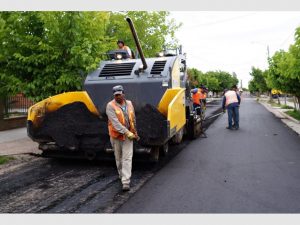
[117,40,132,58]
[191,88,201,115]
[222,85,241,130]
[106,85,139,191]
[199,85,208,110]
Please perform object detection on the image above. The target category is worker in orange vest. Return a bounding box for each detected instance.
[191,85,208,115]
[106,85,139,191]
[191,88,201,115]
[117,40,132,59]
[199,85,208,110]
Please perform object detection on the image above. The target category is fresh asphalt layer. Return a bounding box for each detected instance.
[117,98,300,213]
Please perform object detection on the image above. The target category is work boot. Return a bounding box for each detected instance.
[122,184,130,192]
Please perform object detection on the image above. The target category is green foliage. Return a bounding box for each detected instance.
[266,26,300,110]
[0,156,14,165]
[187,68,238,92]
[187,68,204,87]
[0,12,181,101]
[248,67,269,94]
[281,105,294,109]
[286,110,300,121]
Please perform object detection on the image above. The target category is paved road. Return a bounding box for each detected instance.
[117,98,300,213]
[0,100,221,213]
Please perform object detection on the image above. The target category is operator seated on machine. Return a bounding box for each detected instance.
[117,40,132,59]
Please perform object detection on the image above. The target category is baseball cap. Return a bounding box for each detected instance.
[112,85,124,95]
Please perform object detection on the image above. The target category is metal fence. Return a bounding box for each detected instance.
[3,94,34,118]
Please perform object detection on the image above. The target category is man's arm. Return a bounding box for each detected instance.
[106,103,129,134]
[222,96,226,109]
[236,93,241,105]
[125,46,132,58]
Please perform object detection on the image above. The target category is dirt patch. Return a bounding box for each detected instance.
[0,154,42,176]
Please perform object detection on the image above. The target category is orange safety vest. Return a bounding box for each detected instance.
[192,89,201,105]
[108,100,137,141]
[225,90,238,106]
[199,88,207,100]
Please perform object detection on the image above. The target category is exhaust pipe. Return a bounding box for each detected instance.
[126,17,147,70]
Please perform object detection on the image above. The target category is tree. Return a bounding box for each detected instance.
[204,70,238,92]
[187,68,238,93]
[248,67,269,96]
[0,12,111,101]
[0,12,181,101]
[266,27,300,110]
[187,68,203,87]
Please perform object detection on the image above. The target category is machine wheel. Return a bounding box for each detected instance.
[172,128,184,144]
[187,115,196,139]
[150,146,160,162]
[160,142,169,156]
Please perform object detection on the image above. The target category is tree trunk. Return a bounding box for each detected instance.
[0,97,4,121]
[284,94,287,105]
[293,96,297,109]
[297,96,300,112]
[277,94,281,105]
[269,91,273,103]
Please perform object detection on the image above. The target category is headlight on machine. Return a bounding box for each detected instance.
[116,54,122,60]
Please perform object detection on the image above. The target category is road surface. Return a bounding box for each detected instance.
[117,98,300,213]
[0,101,221,213]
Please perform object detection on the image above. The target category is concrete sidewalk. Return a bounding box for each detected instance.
[0,127,40,156]
[258,98,300,136]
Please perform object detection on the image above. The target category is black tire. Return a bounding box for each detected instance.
[150,146,160,162]
[160,142,169,156]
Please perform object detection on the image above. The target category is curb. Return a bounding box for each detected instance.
[258,100,300,135]
[259,100,300,124]
[279,111,300,124]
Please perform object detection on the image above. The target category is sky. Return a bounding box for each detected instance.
[170,11,300,88]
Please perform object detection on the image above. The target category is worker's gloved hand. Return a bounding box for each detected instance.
[126,131,136,140]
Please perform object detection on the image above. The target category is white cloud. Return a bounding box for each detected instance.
[170,11,300,88]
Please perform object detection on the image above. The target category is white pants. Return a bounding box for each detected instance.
[110,137,133,185]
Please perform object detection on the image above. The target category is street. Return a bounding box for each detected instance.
[0,101,221,213]
[117,98,300,213]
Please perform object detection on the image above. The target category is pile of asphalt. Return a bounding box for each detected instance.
[35,102,109,150]
[136,104,167,146]
[33,102,167,150]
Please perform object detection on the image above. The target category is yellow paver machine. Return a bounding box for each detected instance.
[27,18,202,161]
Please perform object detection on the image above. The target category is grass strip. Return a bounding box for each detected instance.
[286,110,300,121]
